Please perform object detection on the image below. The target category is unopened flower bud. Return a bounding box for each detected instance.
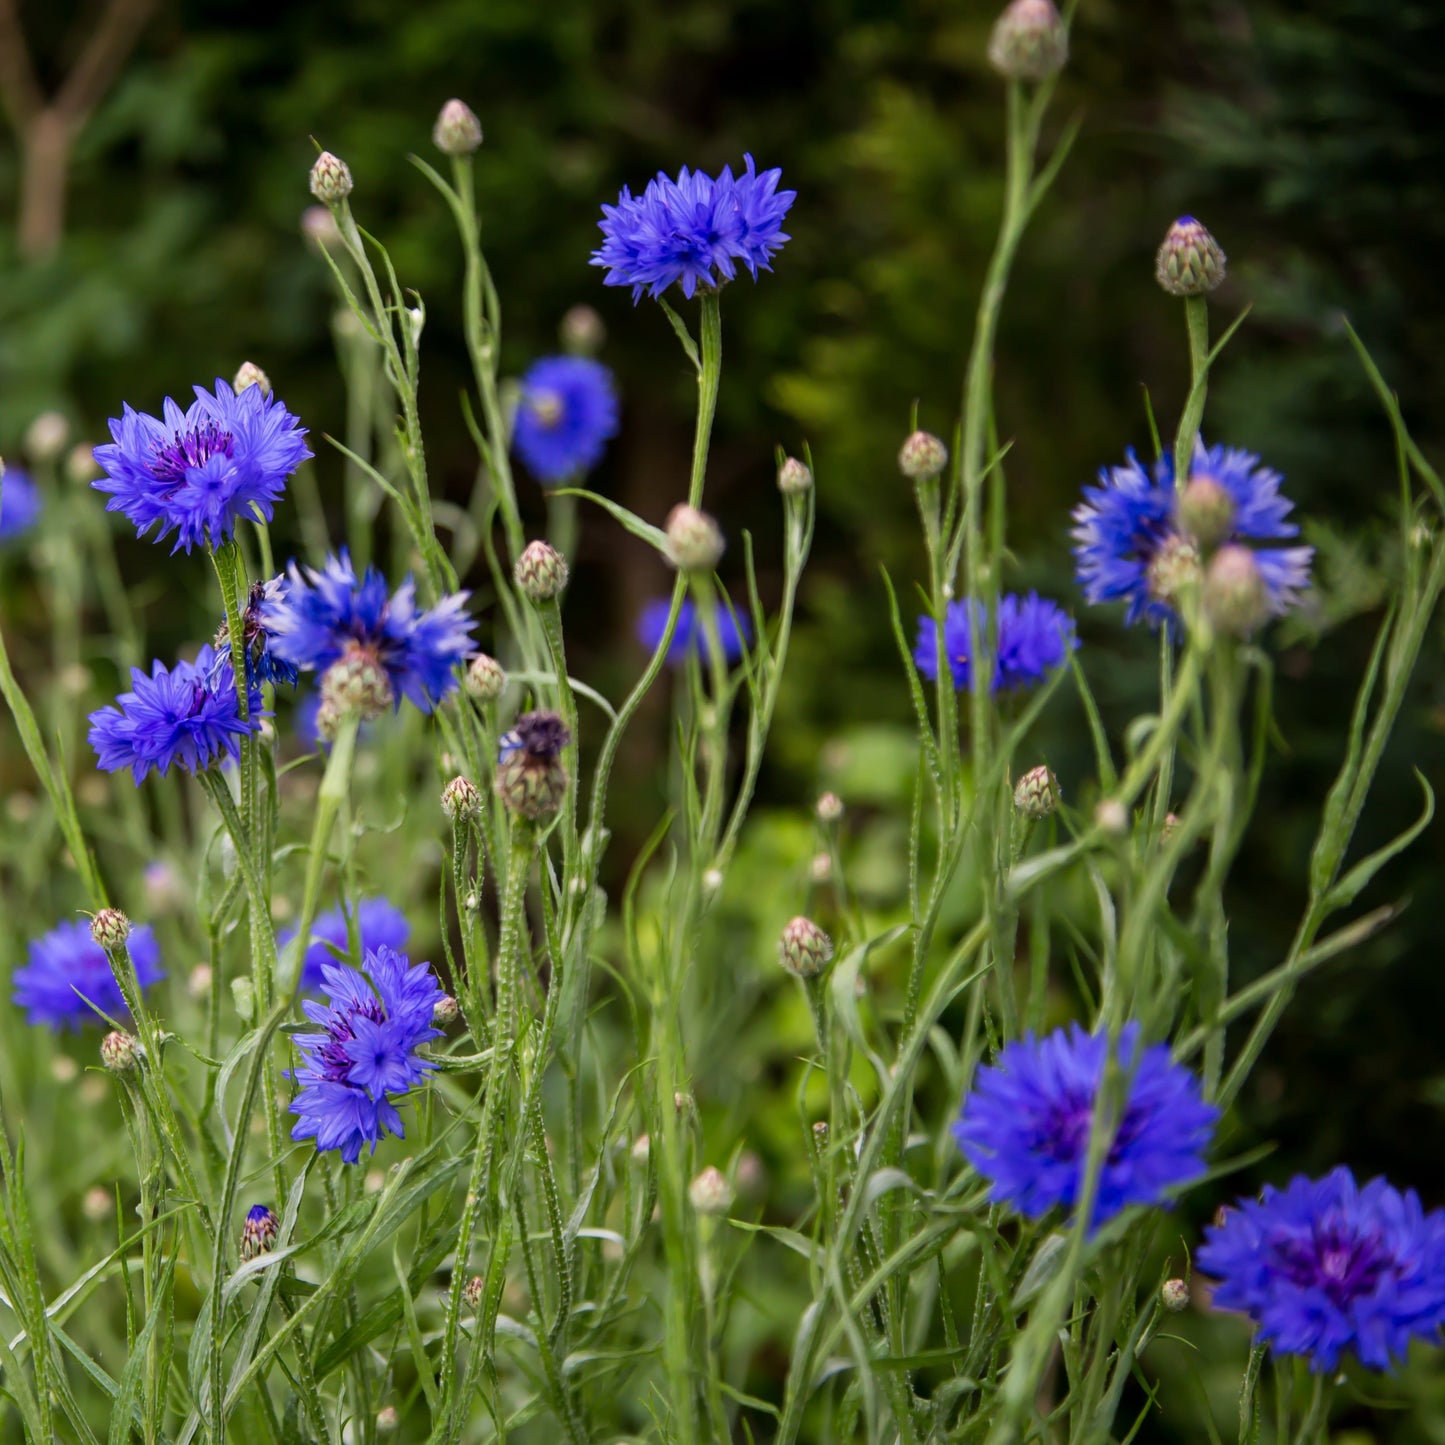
[101,1030,139,1073]
[90,908,131,951]
[809,853,833,883]
[514,540,569,602]
[664,504,725,573]
[1177,475,1235,549]
[432,994,460,1027]
[560,304,606,356]
[465,654,505,704]
[433,98,483,156]
[301,204,343,251]
[898,430,948,481]
[231,976,255,1023]
[673,1090,696,1118]
[1094,799,1128,836]
[779,916,834,980]
[25,411,69,462]
[240,1203,279,1262]
[442,775,482,822]
[816,791,844,824]
[1146,534,1201,606]
[778,456,813,496]
[689,1166,734,1217]
[1204,544,1269,637]
[321,645,394,721]
[630,1133,651,1164]
[188,964,213,999]
[376,1406,400,1433]
[83,1186,112,1221]
[1013,765,1060,819]
[1161,1277,1190,1312]
[309,151,353,206]
[313,699,342,744]
[1155,216,1226,298]
[988,0,1068,82]
[702,867,724,898]
[66,443,100,485]
[232,361,271,397]
[496,710,571,821]
[463,1275,484,1309]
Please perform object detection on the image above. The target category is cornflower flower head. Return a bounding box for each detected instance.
[1072,441,1313,630]
[212,576,298,689]
[914,592,1075,693]
[637,596,751,666]
[0,466,41,540]
[12,919,163,1032]
[1198,1168,1445,1373]
[513,356,619,483]
[953,1022,1217,1230]
[88,645,263,784]
[592,155,795,303]
[262,552,476,714]
[277,897,411,992]
[92,378,310,553]
[289,945,443,1164]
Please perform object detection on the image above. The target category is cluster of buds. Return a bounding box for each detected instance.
[987,0,1068,82]
[1155,217,1226,298]
[777,456,813,496]
[515,540,569,602]
[665,504,725,573]
[496,710,572,822]
[1013,765,1060,820]
[779,916,834,980]
[240,1204,279,1263]
[898,430,948,482]
[432,99,482,157]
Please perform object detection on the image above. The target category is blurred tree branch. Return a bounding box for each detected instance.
[0,0,157,260]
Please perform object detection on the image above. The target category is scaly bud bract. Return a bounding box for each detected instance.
[441,775,482,823]
[433,99,483,156]
[514,540,569,602]
[240,1203,279,1262]
[101,1030,139,1072]
[309,151,354,206]
[779,916,834,979]
[1204,544,1269,636]
[898,430,948,481]
[1155,216,1226,298]
[988,0,1068,82]
[321,644,394,721]
[1013,765,1060,819]
[464,653,505,702]
[778,456,813,496]
[665,504,725,573]
[90,908,132,952]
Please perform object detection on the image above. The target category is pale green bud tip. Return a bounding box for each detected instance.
[1161,1278,1190,1312]
[462,1275,485,1310]
[988,0,1068,82]
[1176,475,1235,549]
[688,1165,734,1216]
[514,540,569,601]
[780,915,834,979]
[778,456,813,496]
[232,361,271,396]
[464,652,505,701]
[665,503,725,572]
[433,99,483,156]
[1155,216,1226,297]
[816,791,844,823]
[1013,765,1060,819]
[309,151,353,206]
[441,775,482,822]
[321,644,394,721]
[101,1030,139,1072]
[90,908,132,951]
[560,304,606,356]
[1146,534,1201,606]
[898,429,948,481]
[1204,544,1269,636]
[25,410,69,462]
[432,994,460,1027]
[376,1406,400,1433]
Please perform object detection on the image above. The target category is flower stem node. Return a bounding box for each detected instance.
[101,1030,139,1073]
[778,456,813,496]
[1013,765,1060,819]
[1177,476,1235,549]
[320,645,395,722]
[779,915,834,980]
[664,504,725,573]
[90,908,132,952]
[514,540,569,602]
[232,361,271,397]
[816,791,844,824]
[309,151,353,207]
[560,304,606,356]
[441,775,483,823]
[1204,545,1270,637]
[240,1204,279,1263]
[689,1166,734,1217]
[988,0,1068,82]
[462,1275,484,1310]
[432,993,460,1027]
[1161,1278,1190,1313]
[432,99,483,157]
[1155,217,1226,298]
[496,710,572,822]
[464,653,506,702]
[898,430,948,482]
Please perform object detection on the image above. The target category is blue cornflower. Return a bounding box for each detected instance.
[1198,1168,1445,1373]
[289,945,443,1163]
[12,919,163,1031]
[0,466,41,540]
[277,897,411,992]
[88,645,263,784]
[1072,441,1313,630]
[92,378,310,553]
[262,552,476,713]
[212,576,298,689]
[953,1022,1217,1230]
[513,356,619,484]
[591,155,795,302]
[914,592,1075,693]
[637,596,752,666]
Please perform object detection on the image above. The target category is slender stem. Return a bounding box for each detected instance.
[689,294,722,508]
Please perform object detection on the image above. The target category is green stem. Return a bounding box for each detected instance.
[689,294,722,508]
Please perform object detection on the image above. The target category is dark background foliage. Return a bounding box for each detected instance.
[2,0,1444,1433]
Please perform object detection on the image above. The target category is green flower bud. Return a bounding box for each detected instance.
[688,1166,734,1217]
[898,430,948,481]
[101,1030,139,1073]
[988,0,1068,82]
[665,504,725,572]
[321,644,394,721]
[441,775,483,822]
[232,361,271,396]
[1155,216,1226,298]
[309,151,354,207]
[432,99,482,157]
[515,540,569,602]
[779,915,834,979]
[1204,544,1269,636]
[778,456,813,496]
[1161,1278,1190,1312]
[1176,475,1235,549]
[465,653,506,701]
[90,908,132,952]
[1146,534,1201,607]
[1013,765,1060,819]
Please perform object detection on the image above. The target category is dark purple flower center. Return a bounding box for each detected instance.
[316,998,386,1084]
[1272,1221,1392,1308]
[1038,1092,1144,1167]
[510,709,571,761]
[150,423,235,488]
